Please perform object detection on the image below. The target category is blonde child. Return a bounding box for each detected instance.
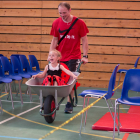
[32,50,77,86]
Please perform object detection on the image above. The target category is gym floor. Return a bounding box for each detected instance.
[0,85,140,140]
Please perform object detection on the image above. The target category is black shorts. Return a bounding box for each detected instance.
[61,59,81,72]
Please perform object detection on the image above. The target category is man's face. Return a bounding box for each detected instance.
[58,6,71,21]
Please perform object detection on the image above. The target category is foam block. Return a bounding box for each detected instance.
[92,112,140,133]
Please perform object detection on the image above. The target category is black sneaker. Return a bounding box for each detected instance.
[64,102,73,114]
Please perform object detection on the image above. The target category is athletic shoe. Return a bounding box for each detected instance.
[64,102,73,113]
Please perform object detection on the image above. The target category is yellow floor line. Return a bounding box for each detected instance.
[38,83,124,140]
[1,82,124,140]
[0,93,8,98]
[38,94,106,139]
[2,109,56,128]
[138,134,140,138]
[119,105,127,113]
[1,108,122,140]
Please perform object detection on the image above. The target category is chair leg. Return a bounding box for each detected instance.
[15,79,23,97]
[12,81,16,91]
[118,104,120,136]
[5,83,8,93]
[109,99,122,127]
[9,83,14,109]
[18,81,23,105]
[7,84,10,100]
[0,84,4,113]
[28,86,32,102]
[105,99,119,131]
[0,84,5,94]
[39,89,43,107]
[113,99,120,140]
[113,100,116,140]
[5,83,10,100]
[84,97,89,127]
[79,97,86,134]
[26,83,30,95]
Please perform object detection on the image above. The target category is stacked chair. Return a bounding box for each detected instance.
[0,60,13,113]
[10,55,32,101]
[14,54,42,98]
[19,55,40,76]
[28,55,42,74]
[10,55,31,80]
[0,54,42,112]
[11,54,42,100]
[0,56,23,105]
[0,57,14,112]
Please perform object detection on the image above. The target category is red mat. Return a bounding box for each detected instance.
[92,106,140,133]
[128,106,140,114]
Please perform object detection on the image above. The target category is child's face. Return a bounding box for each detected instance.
[48,51,59,63]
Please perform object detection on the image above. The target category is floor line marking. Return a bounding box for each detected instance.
[2,106,122,140]
[38,94,107,139]
[0,93,8,98]
[38,83,124,139]
[2,108,57,128]
[52,128,122,140]
[0,105,40,124]
[0,135,41,140]
[1,100,129,110]
[1,100,40,104]
[122,133,129,140]
[119,105,127,113]
[1,83,124,140]
[62,104,130,110]
[138,134,140,138]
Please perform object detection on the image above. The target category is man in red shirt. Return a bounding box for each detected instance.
[49,2,89,113]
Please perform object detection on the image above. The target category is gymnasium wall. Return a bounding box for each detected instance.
[0,0,140,88]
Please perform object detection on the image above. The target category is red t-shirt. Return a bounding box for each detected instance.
[50,16,89,62]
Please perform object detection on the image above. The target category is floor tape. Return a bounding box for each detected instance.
[0,135,40,140]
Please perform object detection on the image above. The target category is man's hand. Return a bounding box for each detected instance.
[81,57,88,64]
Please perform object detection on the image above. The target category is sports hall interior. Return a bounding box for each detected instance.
[0,1,140,140]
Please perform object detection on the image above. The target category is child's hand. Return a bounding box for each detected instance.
[73,75,78,79]
[32,75,37,79]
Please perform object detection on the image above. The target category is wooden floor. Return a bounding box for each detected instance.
[0,86,140,140]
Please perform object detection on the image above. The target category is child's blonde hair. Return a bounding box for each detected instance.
[51,49,62,62]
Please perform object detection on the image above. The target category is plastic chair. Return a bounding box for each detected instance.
[0,58,13,112]
[0,78,13,113]
[78,64,120,134]
[113,69,140,139]
[11,54,20,59]
[10,55,31,79]
[11,54,23,73]
[28,55,42,74]
[0,54,9,95]
[117,56,140,86]
[19,55,40,98]
[10,55,32,101]
[19,55,39,76]
[0,56,23,105]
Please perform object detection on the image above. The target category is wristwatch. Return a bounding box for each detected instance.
[83,55,88,58]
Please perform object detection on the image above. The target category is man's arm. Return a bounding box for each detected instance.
[81,35,88,64]
[49,36,58,51]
